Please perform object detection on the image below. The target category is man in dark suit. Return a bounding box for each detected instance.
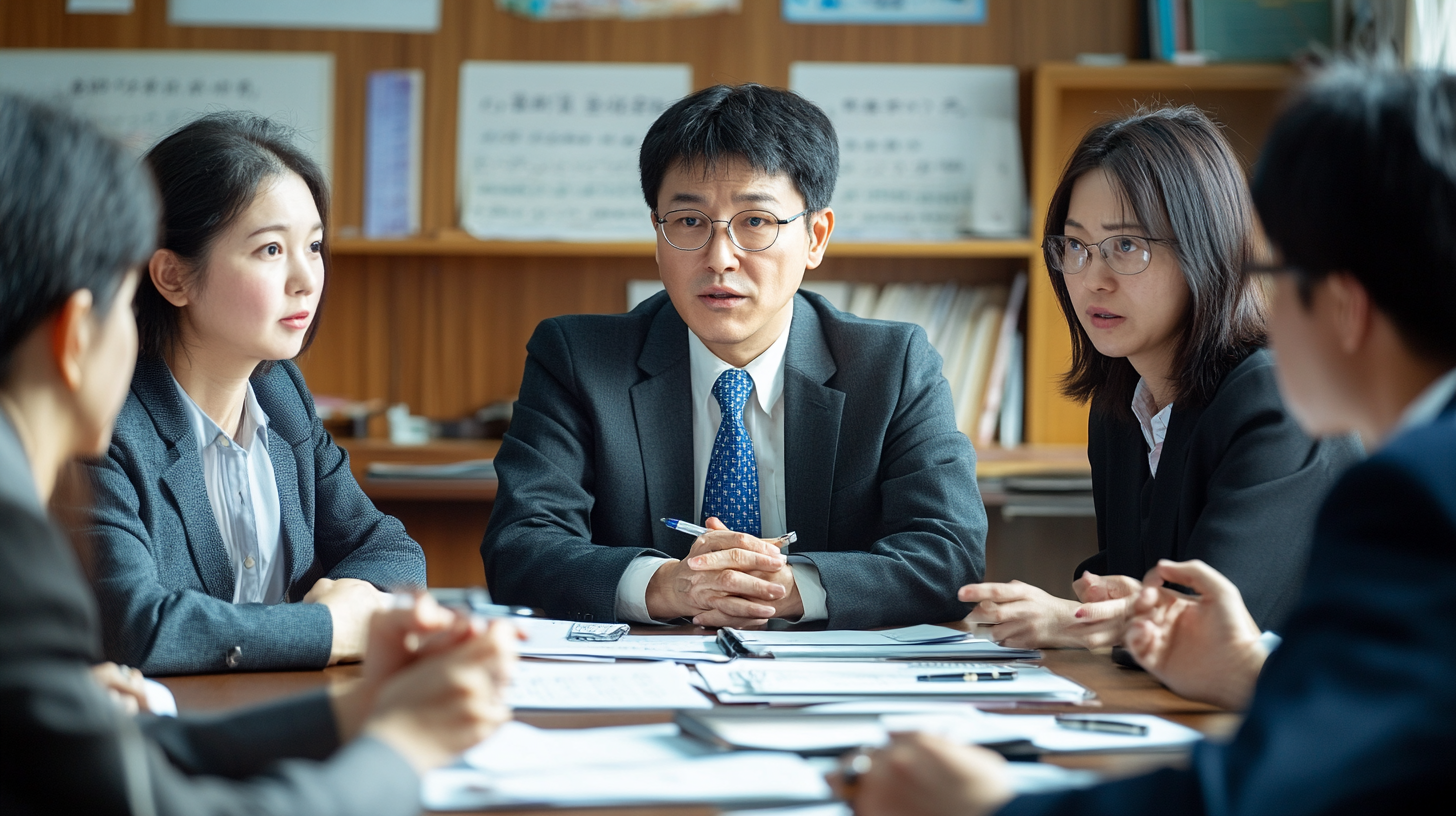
[0,92,514,815]
[849,65,1456,816]
[482,84,986,628]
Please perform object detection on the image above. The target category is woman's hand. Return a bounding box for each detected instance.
[959,580,1086,648]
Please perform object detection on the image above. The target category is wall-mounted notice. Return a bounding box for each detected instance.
[0,50,334,177]
[365,69,424,238]
[790,63,1026,241]
[457,62,691,242]
[68,0,134,13]
[783,0,985,25]
[169,0,441,32]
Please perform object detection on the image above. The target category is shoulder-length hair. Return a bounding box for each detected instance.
[1045,105,1267,419]
[136,112,329,372]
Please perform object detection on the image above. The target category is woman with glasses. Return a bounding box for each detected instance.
[81,112,427,675]
[958,106,1362,649]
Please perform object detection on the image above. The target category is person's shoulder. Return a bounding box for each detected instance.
[1371,411,1456,512]
[251,360,318,443]
[528,290,676,371]
[1206,348,1281,407]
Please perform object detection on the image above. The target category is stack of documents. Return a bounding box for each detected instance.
[718,624,1039,660]
[424,722,833,811]
[677,703,1200,755]
[693,660,1088,705]
[514,616,731,663]
[508,660,712,710]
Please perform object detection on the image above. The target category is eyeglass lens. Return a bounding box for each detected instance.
[659,209,783,252]
[1047,235,1153,275]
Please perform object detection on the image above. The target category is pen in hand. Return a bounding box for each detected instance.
[660,518,798,547]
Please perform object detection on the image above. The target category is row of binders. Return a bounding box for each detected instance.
[421,614,1204,810]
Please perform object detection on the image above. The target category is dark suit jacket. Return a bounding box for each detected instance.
[999,396,1456,816]
[0,494,421,816]
[1081,349,1362,629]
[481,290,987,627]
[83,357,426,675]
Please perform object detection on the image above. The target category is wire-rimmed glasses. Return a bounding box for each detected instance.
[653,208,809,252]
[1043,234,1174,276]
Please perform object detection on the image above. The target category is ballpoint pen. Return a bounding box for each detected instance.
[660,517,798,546]
[1054,715,1149,736]
[915,668,1018,682]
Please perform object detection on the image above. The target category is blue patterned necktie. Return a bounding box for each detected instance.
[702,368,761,537]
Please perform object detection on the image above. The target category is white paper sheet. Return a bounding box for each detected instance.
[514,616,731,662]
[142,679,177,717]
[695,661,1088,704]
[456,61,691,241]
[169,0,440,32]
[508,660,712,709]
[463,721,718,774]
[0,50,333,176]
[790,62,1026,240]
[425,751,833,810]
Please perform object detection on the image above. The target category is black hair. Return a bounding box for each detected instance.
[1253,64,1456,366]
[1045,105,1267,419]
[0,92,158,383]
[639,83,839,214]
[137,112,329,364]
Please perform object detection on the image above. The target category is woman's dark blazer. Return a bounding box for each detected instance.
[83,357,426,675]
[1080,348,1363,630]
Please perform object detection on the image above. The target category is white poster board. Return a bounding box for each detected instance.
[0,50,334,177]
[169,0,441,32]
[457,61,691,241]
[790,63,1026,240]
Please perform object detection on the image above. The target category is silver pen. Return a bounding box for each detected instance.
[660,517,797,547]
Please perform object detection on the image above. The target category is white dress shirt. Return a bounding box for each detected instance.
[172,376,286,605]
[614,313,829,623]
[1131,378,1174,478]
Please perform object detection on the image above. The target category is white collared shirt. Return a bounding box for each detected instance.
[172,376,286,605]
[1131,378,1174,478]
[614,313,829,623]
[1392,367,1456,437]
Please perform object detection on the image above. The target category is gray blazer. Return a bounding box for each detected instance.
[84,357,426,675]
[482,291,987,628]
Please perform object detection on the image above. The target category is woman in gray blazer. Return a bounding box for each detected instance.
[84,113,426,675]
[959,107,1361,648]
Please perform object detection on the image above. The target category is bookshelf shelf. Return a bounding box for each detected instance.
[329,233,1037,260]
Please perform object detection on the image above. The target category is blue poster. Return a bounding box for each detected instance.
[783,0,986,25]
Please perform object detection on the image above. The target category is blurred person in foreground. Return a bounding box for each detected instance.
[850,63,1456,816]
[0,91,515,815]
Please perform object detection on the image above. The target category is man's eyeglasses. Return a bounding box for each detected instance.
[653,208,809,252]
[1043,234,1175,276]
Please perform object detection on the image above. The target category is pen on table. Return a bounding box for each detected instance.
[1054,716,1149,736]
[660,517,798,547]
[916,668,1018,682]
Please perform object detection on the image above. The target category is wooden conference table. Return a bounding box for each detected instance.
[159,625,1242,815]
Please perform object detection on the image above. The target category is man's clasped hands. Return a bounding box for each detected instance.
[646,517,805,627]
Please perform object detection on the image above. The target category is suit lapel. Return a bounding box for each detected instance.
[783,296,844,553]
[630,301,695,554]
[133,358,235,600]
[1140,401,1206,566]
